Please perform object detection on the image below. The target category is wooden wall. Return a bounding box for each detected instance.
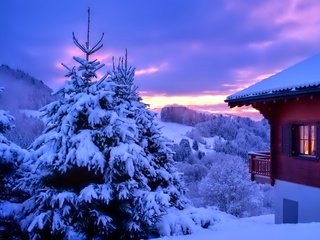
[255,94,320,188]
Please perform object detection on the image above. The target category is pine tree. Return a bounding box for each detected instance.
[0,88,25,201]
[0,88,27,239]
[179,138,192,161]
[18,9,185,240]
[192,140,199,151]
[106,52,185,238]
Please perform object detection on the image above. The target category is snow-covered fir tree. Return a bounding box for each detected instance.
[18,9,185,240]
[0,87,26,202]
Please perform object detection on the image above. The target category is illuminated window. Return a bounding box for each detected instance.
[293,124,316,156]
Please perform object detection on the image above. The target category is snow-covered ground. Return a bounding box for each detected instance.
[155,118,193,144]
[153,119,320,240]
[155,214,320,240]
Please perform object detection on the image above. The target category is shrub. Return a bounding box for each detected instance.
[199,153,263,217]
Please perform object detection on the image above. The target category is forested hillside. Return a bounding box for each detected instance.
[0,65,56,110]
[159,105,273,217]
[0,65,55,148]
[161,105,211,126]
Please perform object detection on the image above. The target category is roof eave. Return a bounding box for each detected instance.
[225,86,320,108]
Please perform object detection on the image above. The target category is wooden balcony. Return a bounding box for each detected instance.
[248,151,274,186]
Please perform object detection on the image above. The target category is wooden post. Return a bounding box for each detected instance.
[250,154,255,181]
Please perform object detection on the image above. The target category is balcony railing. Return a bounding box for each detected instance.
[248,151,274,185]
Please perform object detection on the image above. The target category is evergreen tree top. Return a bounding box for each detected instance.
[55,8,107,96]
[110,49,140,102]
[73,8,104,62]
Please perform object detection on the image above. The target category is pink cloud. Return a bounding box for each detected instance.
[135,62,168,76]
[224,67,281,95]
[135,67,159,76]
[138,91,263,120]
[140,92,227,109]
[249,0,320,42]
[190,104,263,121]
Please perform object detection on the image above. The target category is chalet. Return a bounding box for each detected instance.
[225,54,320,224]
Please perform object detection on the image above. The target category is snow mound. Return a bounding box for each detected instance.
[154,213,320,240]
[156,206,224,237]
[155,118,193,144]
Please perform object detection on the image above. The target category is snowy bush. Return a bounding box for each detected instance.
[200,152,228,169]
[199,153,264,217]
[156,206,218,237]
[172,138,192,162]
[176,162,208,183]
[186,128,206,145]
[192,140,199,151]
[175,161,208,207]
[259,184,275,213]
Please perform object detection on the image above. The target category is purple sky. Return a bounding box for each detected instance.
[1,0,320,119]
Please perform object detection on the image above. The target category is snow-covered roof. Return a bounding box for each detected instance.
[227,53,320,101]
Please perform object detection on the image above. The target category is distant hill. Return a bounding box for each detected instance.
[0,65,56,110]
[0,65,57,148]
[160,105,211,126]
[159,106,270,159]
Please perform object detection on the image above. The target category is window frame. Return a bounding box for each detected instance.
[291,122,318,160]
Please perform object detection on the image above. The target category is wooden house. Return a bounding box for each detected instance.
[225,54,320,224]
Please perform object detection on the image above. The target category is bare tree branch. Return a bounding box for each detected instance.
[72,32,88,53]
[86,7,91,52]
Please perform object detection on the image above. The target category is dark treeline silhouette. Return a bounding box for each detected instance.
[160,105,211,126]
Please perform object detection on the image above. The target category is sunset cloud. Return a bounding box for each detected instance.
[141,93,263,120]
[135,67,159,76]
[139,92,247,118]
[141,93,227,109]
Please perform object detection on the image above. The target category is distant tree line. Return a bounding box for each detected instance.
[161,105,211,126]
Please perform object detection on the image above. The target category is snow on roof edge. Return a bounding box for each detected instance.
[227,81,320,101]
[226,53,320,101]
